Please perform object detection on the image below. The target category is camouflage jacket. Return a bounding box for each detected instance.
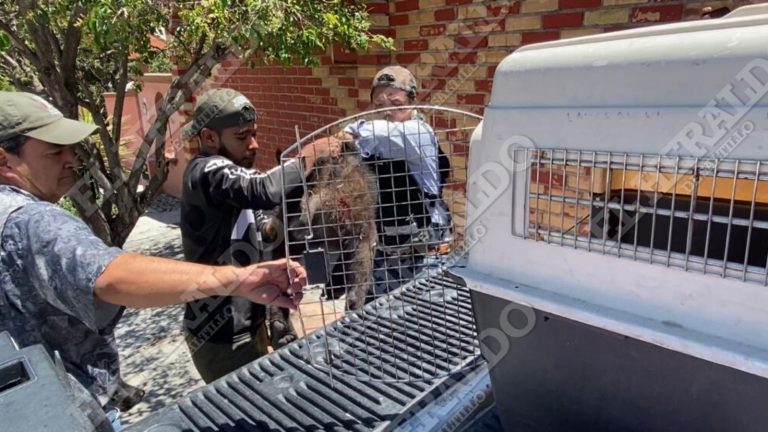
[0,185,124,406]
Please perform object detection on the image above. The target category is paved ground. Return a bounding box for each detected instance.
[117,195,202,425]
[115,194,344,426]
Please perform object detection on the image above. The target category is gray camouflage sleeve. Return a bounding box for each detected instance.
[3,202,124,330]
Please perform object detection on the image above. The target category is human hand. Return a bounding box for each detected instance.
[302,136,341,159]
[334,131,354,144]
[234,259,306,310]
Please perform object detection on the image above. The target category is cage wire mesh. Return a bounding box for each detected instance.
[278,106,482,381]
[515,148,768,285]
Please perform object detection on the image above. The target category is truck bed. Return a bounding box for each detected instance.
[125,273,487,431]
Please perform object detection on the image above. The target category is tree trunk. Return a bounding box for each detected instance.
[110,192,141,247]
[68,180,114,246]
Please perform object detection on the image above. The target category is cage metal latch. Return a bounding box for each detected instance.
[303,248,329,287]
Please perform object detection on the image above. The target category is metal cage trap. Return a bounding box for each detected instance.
[278,106,483,381]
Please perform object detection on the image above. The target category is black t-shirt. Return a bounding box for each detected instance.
[180,153,302,343]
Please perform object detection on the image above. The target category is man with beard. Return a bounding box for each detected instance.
[180,88,339,382]
[0,91,306,429]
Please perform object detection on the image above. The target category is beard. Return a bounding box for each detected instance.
[219,145,254,169]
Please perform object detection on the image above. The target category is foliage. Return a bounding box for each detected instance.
[58,196,79,216]
[0,74,11,90]
[147,48,171,73]
[0,0,391,246]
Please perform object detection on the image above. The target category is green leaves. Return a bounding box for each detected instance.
[172,0,392,67]
[0,31,10,52]
[0,75,12,91]
[83,0,167,55]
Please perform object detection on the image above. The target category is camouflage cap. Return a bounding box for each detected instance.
[182,88,257,138]
[0,92,97,145]
[371,66,417,100]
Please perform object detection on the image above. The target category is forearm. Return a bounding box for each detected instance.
[346,120,434,158]
[94,253,260,308]
[298,145,325,175]
[298,137,340,174]
[298,153,317,175]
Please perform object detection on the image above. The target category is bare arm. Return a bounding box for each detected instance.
[299,136,341,174]
[94,254,306,309]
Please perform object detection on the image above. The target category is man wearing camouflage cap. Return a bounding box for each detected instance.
[338,66,453,305]
[180,88,339,382]
[0,91,308,426]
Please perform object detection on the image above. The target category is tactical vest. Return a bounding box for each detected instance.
[363,156,430,248]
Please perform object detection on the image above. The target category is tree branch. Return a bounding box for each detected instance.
[80,84,124,195]
[23,18,73,115]
[0,52,44,93]
[141,122,170,205]
[61,3,86,91]
[105,53,135,221]
[42,22,63,65]
[111,53,129,150]
[127,41,231,191]
[77,94,109,177]
[0,18,41,69]
[86,85,135,231]
[73,141,116,199]
[190,33,207,66]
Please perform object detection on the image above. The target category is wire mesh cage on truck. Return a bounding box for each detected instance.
[454,5,768,431]
[273,106,483,382]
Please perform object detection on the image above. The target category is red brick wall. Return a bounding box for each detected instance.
[178,0,755,171]
[529,161,608,237]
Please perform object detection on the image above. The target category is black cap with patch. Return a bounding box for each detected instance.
[182,88,257,138]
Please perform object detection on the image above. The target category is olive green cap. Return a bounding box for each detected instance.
[0,91,97,145]
[182,88,257,138]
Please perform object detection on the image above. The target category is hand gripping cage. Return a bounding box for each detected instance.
[277,106,482,381]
